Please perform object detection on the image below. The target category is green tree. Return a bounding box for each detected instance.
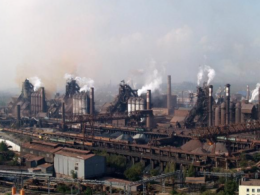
[85,187,92,195]
[70,170,78,179]
[0,141,8,152]
[57,184,70,194]
[124,163,144,181]
[224,179,238,195]
[186,165,196,177]
[150,169,159,176]
[165,162,176,173]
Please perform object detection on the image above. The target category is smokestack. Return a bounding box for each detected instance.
[146,90,151,129]
[235,102,241,124]
[225,84,230,125]
[208,85,213,127]
[230,102,235,124]
[40,87,46,112]
[167,75,172,114]
[90,87,95,115]
[215,105,220,126]
[16,105,21,128]
[246,85,250,101]
[259,87,260,121]
[221,102,226,125]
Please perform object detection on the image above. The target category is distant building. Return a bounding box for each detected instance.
[21,141,62,163]
[239,179,260,195]
[54,148,106,179]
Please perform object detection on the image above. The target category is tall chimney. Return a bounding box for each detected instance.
[208,85,213,127]
[246,85,250,101]
[16,105,21,128]
[167,75,172,114]
[90,87,95,115]
[225,84,230,125]
[146,90,151,129]
[259,87,260,121]
[40,87,46,112]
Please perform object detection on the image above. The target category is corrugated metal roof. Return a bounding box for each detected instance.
[22,154,44,162]
[55,150,95,160]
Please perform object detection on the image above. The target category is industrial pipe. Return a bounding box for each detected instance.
[90,87,95,115]
[246,85,250,101]
[167,75,172,114]
[146,90,151,129]
[208,85,213,127]
[225,84,230,125]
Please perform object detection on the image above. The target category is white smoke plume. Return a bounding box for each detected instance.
[197,65,216,86]
[249,83,260,102]
[28,76,42,91]
[75,76,95,92]
[64,73,74,82]
[64,73,94,92]
[138,69,163,96]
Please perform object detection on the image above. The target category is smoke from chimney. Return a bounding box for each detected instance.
[249,83,260,103]
[197,65,216,86]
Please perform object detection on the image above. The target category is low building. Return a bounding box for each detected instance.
[239,179,260,195]
[22,154,45,168]
[38,163,54,174]
[21,141,62,163]
[54,148,106,179]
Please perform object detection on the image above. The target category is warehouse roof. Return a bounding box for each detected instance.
[241,179,260,186]
[22,154,44,162]
[55,148,94,160]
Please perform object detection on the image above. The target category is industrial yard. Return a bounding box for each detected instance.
[2,1,260,195]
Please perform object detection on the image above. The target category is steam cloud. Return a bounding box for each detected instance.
[28,76,42,91]
[138,69,162,96]
[197,65,216,86]
[249,83,260,102]
[64,74,94,92]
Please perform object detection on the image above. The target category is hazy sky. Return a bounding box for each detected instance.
[1,0,260,91]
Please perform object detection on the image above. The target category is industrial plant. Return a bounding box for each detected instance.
[0,71,260,194]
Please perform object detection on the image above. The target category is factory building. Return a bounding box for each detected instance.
[54,148,106,179]
[21,141,62,163]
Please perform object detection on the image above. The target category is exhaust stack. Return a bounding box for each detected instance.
[246,85,250,101]
[146,90,151,129]
[208,85,213,127]
[225,84,230,125]
[259,87,260,121]
[167,75,172,114]
[90,87,95,115]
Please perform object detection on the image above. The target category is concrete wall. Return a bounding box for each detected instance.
[54,154,85,179]
[239,185,260,195]
[54,154,106,179]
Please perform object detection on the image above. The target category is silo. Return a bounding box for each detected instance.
[128,98,132,115]
[215,105,220,126]
[131,98,136,112]
[136,98,140,111]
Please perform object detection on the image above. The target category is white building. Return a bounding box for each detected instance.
[54,148,106,179]
[239,179,260,195]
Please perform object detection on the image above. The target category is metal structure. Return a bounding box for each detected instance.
[106,81,138,114]
[0,170,183,195]
[184,85,212,128]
